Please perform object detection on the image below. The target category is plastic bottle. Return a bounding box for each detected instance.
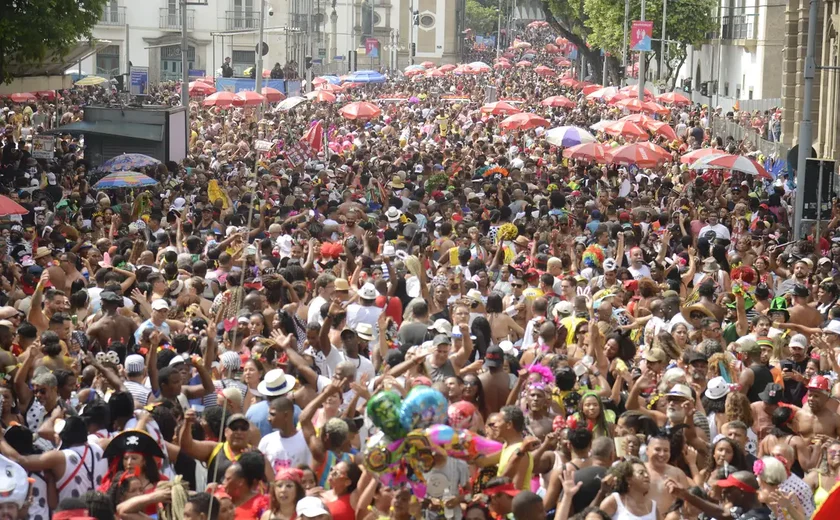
[443,487,456,519]
[69,391,79,410]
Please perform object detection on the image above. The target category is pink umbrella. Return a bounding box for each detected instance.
[232,91,266,106]
[563,143,607,162]
[480,101,521,116]
[516,60,532,68]
[261,87,285,102]
[438,64,456,72]
[560,78,581,89]
[196,77,216,85]
[202,91,236,107]
[9,92,36,103]
[544,44,560,54]
[312,77,330,85]
[541,95,575,108]
[603,120,649,140]
[554,57,572,67]
[607,143,668,167]
[534,65,556,76]
[494,62,512,70]
[586,86,619,101]
[310,90,336,103]
[426,68,445,77]
[499,113,550,130]
[421,61,435,68]
[680,148,726,164]
[318,83,344,92]
[656,91,692,105]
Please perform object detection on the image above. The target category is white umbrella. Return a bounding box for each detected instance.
[544,126,596,147]
[274,96,307,112]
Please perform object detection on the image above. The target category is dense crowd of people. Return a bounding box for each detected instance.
[0,20,833,520]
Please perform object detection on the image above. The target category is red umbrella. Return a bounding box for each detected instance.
[638,141,672,158]
[620,114,655,125]
[534,65,556,76]
[309,90,337,103]
[196,77,216,85]
[581,84,602,96]
[9,92,36,103]
[35,90,57,100]
[689,154,771,179]
[421,61,435,69]
[555,37,568,47]
[553,57,572,67]
[656,91,692,105]
[560,78,581,89]
[494,62,512,70]
[541,95,575,108]
[563,143,607,162]
[616,98,645,112]
[426,68,445,77]
[312,77,330,85]
[645,121,679,141]
[202,91,236,107]
[232,91,266,106]
[642,101,669,115]
[605,91,629,104]
[607,143,667,167]
[680,147,726,164]
[0,195,29,216]
[439,63,456,72]
[184,81,215,96]
[480,101,521,116]
[261,87,285,102]
[604,120,649,140]
[339,101,382,120]
[317,83,344,92]
[499,113,550,130]
[619,84,654,99]
[544,44,560,54]
[516,60,532,68]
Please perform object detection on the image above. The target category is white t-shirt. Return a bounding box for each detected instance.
[308,295,328,325]
[628,264,651,280]
[346,304,383,349]
[258,429,312,473]
[699,223,731,240]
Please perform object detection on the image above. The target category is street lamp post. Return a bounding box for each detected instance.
[658,0,667,82]
[496,0,502,58]
[637,0,646,100]
[255,0,266,110]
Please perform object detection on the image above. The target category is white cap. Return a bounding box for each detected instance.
[125,354,145,374]
[296,497,329,518]
[825,320,840,335]
[789,333,808,348]
[151,299,170,311]
[603,258,617,272]
[427,319,453,336]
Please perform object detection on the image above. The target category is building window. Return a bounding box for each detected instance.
[373,11,381,26]
[724,82,729,97]
[160,44,195,81]
[232,49,253,76]
[96,45,120,77]
[736,85,741,99]
[419,13,435,29]
[748,88,754,99]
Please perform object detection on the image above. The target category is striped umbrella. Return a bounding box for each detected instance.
[544,126,597,147]
[94,171,159,189]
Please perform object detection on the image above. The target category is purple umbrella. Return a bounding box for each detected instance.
[544,126,597,147]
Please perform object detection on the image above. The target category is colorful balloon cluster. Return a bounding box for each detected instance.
[363,386,503,498]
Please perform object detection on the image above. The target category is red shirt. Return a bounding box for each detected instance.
[327,494,355,520]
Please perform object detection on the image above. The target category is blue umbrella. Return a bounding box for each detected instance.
[98,153,161,173]
[345,70,386,84]
[94,171,159,189]
[320,75,342,85]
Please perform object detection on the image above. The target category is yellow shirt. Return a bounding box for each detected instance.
[498,442,533,490]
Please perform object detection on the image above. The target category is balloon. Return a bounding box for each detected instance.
[403,429,439,473]
[399,386,448,431]
[447,401,480,430]
[426,424,503,461]
[362,431,396,474]
[366,390,406,439]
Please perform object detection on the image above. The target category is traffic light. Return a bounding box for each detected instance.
[681,78,691,94]
[305,56,312,69]
[411,43,416,57]
[712,80,719,94]
[699,81,709,97]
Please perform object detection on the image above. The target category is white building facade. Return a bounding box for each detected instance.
[78,0,464,84]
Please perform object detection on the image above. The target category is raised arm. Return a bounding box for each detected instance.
[178,408,218,463]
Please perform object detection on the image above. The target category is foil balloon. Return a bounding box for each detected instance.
[399,386,448,431]
[366,390,406,439]
[362,431,396,474]
[447,401,480,430]
[426,424,503,462]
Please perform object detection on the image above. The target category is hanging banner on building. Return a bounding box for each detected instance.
[630,21,653,51]
[129,66,149,96]
[31,135,55,159]
[365,38,380,58]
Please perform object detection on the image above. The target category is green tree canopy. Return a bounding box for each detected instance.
[0,0,108,84]
[466,0,501,36]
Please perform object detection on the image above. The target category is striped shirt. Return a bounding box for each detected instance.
[125,380,151,408]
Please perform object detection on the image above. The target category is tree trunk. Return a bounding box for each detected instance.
[668,54,686,91]
[539,0,604,84]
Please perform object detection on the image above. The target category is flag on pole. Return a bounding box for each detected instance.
[300,121,323,154]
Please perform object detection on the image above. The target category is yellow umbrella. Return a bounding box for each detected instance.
[75,75,108,86]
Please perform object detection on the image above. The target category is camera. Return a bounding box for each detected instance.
[268,6,274,15]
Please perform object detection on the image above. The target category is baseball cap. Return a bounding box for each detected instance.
[824,320,840,335]
[296,497,329,518]
[788,334,808,349]
[735,338,760,355]
[716,473,758,493]
[151,299,170,311]
[432,334,451,347]
[427,319,453,336]
[484,482,521,497]
[484,345,504,368]
[807,375,830,392]
[758,383,783,404]
[686,350,708,365]
[644,347,666,363]
[225,413,250,428]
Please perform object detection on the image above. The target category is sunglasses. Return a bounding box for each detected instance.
[34,388,48,395]
[229,423,249,432]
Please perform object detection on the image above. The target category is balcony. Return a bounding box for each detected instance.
[225,10,259,31]
[159,8,195,30]
[98,6,126,26]
[721,13,758,40]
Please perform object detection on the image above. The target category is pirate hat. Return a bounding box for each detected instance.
[103,429,164,460]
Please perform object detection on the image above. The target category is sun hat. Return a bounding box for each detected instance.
[257,368,297,397]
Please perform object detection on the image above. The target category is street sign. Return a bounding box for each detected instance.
[129,66,149,96]
[312,58,323,65]
[31,135,55,159]
[256,42,269,56]
[802,158,835,220]
[318,48,327,57]
[333,56,345,61]
[631,21,653,51]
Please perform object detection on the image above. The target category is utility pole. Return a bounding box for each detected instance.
[496,0,502,59]
[125,23,130,103]
[637,0,646,100]
[181,0,189,108]
[795,0,819,239]
[659,0,667,82]
[306,0,312,91]
[409,0,415,65]
[255,0,266,107]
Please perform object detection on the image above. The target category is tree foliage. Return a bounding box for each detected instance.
[0,0,109,84]
[542,0,717,86]
[466,0,502,36]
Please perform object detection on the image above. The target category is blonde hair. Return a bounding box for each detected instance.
[725,392,754,428]
[757,457,787,486]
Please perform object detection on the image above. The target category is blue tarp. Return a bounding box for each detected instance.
[215,78,302,96]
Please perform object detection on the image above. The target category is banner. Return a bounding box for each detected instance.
[365,38,380,58]
[129,66,149,96]
[31,135,55,159]
[631,21,653,51]
[215,78,290,94]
